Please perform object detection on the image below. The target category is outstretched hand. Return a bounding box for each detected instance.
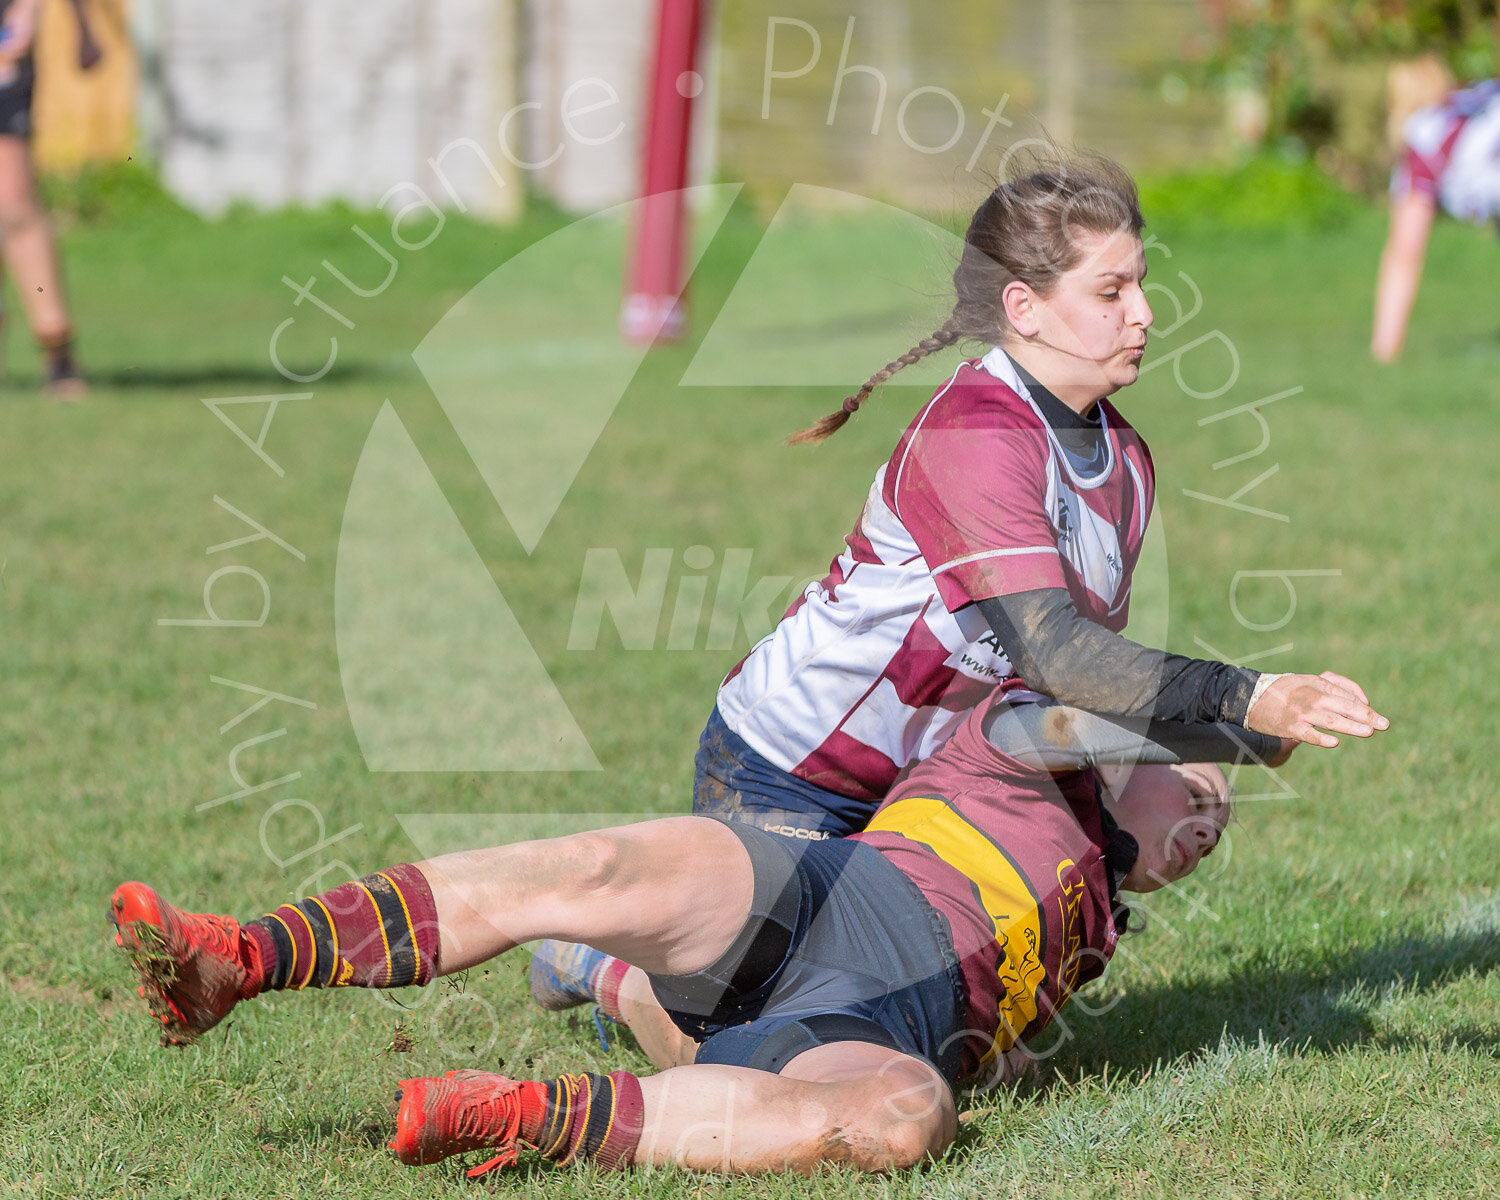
[1246,671,1389,749]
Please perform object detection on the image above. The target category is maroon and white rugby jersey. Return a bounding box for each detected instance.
[853,678,1123,1075]
[1395,79,1500,222]
[715,347,1155,802]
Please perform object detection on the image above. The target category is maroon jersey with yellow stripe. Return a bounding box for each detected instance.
[851,678,1123,1073]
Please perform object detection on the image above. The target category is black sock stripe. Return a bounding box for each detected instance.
[575,1073,615,1162]
[361,872,417,987]
[540,1075,575,1157]
[249,915,295,991]
[291,899,337,988]
[305,897,342,987]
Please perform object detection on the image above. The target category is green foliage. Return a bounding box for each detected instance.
[1209,0,1497,85]
[1195,1,1497,190]
[38,159,195,225]
[1138,155,1365,235]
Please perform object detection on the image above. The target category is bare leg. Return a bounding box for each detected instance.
[617,964,697,1068]
[415,816,754,978]
[0,136,70,339]
[635,1042,956,1174]
[1371,190,1436,362]
[0,136,83,394]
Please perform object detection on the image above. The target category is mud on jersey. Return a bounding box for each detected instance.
[716,347,1155,801]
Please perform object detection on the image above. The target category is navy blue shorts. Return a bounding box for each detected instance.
[0,61,34,140]
[647,820,968,1085]
[692,705,875,839]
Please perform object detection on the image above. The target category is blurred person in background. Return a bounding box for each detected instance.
[0,0,98,397]
[1372,53,1500,362]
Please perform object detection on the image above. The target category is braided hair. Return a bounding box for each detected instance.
[789,149,1144,445]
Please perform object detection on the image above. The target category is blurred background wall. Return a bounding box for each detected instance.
[32,0,1227,216]
[28,0,1500,217]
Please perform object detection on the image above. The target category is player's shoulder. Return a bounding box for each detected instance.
[914,354,1044,433]
[885,356,1047,499]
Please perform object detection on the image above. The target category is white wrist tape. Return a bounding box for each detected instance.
[1246,671,1292,723]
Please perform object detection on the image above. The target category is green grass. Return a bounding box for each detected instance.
[1,182,1498,1199]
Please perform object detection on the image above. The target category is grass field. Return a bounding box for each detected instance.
[2,173,1498,1199]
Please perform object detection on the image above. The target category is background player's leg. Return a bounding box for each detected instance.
[634,1043,955,1173]
[0,136,82,392]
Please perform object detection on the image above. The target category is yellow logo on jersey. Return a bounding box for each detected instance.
[1055,858,1086,1000]
[865,795,1047,1061]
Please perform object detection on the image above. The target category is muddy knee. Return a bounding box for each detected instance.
[863,1100,951,1170]
[808,1080,952,1172]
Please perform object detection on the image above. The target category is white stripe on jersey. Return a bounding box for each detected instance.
[934,545,1060,574]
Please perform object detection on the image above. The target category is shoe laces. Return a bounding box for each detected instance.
[439,1076,524,1174]
[169,907,242,962]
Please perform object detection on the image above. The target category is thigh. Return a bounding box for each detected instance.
[417,815,756,975]
[0,134,36,212]
[576,816,759,973]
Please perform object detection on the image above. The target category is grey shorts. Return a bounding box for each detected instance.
[647,820,968,1085]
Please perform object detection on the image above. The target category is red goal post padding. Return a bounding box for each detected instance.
[621,0,705,345]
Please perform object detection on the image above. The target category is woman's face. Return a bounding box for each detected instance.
[1003,228,1153,406]
[1100,762,1231,893]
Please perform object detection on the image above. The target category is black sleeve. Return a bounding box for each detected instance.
[980,696,1284,771]
[974,588,1259,726]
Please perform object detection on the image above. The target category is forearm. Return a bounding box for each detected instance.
[975,591,1258,725]
[1371,193,1436,362]
[981,698,1284,771]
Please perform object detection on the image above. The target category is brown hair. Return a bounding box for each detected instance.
[1386,52,1455,154]
[789,149,1145,444]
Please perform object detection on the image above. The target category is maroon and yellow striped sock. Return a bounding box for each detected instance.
[242,863,440,992]
[519,1070,645,1169]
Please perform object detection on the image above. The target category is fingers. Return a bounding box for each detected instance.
[1289,720,1339,750]
[1317,670,1369,705]
[1293,678,1389,744]
[1260,674,1390,748]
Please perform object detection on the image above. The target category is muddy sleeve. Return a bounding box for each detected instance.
[974,589,1259,725]
[981,697,1283,771]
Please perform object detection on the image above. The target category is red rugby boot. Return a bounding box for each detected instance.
[108,881,259,1045]
[390,1070,535,1177]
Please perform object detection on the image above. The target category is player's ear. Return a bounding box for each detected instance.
[1002,280,1040,338]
